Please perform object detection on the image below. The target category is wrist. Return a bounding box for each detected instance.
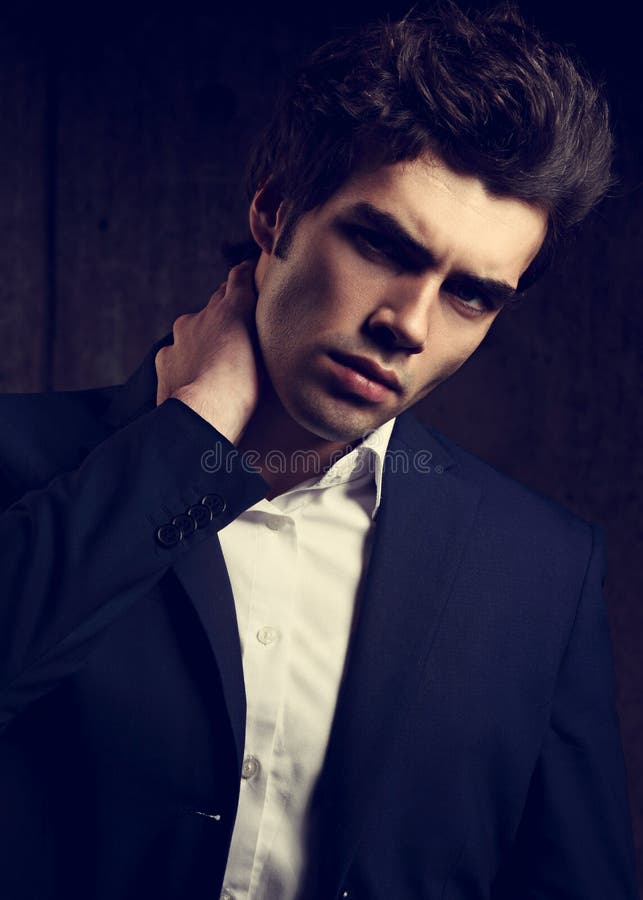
[169,385,244,445]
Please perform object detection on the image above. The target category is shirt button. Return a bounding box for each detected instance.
[256,626,279,645]
[241,755,260,780]
[265,515,286,531]
[221,890,235,900]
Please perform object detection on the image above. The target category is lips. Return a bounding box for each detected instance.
[328,352,402,392]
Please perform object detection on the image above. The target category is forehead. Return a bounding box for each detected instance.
[313,153,548,286]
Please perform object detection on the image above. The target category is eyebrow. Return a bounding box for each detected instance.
[344,201,519,307]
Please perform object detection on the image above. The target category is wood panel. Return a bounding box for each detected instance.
[0,13,47,392]
[51,8,308,390]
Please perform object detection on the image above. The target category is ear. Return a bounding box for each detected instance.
[249,177,286,255]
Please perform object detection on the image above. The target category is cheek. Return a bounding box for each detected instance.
[257,253,369,346]
[255,267,309,347]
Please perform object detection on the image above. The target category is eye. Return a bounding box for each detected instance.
[349,226,397,261]
[445,281,491,316]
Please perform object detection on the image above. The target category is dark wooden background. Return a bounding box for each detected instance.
[2,0,641,889]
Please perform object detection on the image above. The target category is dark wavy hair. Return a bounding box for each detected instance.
[225,1,613,291]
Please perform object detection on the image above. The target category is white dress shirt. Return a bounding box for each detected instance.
[217,417,396,899]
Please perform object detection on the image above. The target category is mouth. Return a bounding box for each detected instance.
[326,351,402,403]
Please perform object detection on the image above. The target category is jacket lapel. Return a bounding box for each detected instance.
[170,541,247,769]
[300,412,482,895]
[102,333,247,769]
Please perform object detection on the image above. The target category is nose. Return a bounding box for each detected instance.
[365,276,440,353]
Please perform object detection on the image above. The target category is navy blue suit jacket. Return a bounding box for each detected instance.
[0,333,638,899]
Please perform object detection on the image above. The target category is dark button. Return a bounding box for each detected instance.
[155,523,181,548]
[172,513,196,537]
[187,504,213,529]
[200,493,226,516]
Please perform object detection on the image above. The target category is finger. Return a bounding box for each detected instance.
[172,313,193,338]
[206,280,228,307]
[228,259,258,288]
[226,260,259,308]
[230,257,257,275]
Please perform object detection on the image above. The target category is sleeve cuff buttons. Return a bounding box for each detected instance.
[155,493,227,548]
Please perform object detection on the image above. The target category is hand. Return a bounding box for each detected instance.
[155,260,262,444]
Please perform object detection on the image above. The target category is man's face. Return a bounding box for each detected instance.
[254,153,547,443]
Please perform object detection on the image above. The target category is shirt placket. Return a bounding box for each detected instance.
[227,508,298,898]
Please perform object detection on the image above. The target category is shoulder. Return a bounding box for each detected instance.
[397,412,600,573]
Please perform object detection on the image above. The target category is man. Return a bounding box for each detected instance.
[0,3,638,899]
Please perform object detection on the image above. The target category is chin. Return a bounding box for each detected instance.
[287,391,394,444]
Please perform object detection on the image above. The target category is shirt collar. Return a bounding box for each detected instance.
[314,416,396,518]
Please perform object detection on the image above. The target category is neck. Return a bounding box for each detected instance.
[238,388,354,499]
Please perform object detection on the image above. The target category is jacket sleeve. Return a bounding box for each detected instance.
[0,396,267,732]
[492,523,640,899]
